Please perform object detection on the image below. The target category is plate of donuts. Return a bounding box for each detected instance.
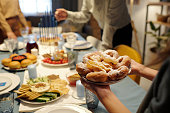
[76,50,131,85]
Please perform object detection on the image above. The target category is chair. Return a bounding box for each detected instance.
[114,44,142,84]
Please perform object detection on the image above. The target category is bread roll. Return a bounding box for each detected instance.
[27,54,37,63]
[1,58,12,67]
[8,61,21,69]
[10,54,18,59]
[21,59,32,68]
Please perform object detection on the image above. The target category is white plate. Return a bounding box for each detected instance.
[0,73,20,95]
[64,41,93,50]
[0,42,25,51]
[35,104,92,113]
[3,61,39,71]
[20,94,64,105]
[0,76,12,91]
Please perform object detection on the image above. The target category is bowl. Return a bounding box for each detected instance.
[12,55,27,62]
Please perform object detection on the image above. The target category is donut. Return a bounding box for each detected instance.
[76,50,131,83]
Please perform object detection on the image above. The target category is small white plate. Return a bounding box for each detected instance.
[64,41,93,50]
[0,76,12,91]
[0,42,25,51]
[35,104,92,113]
[0,73,20,95]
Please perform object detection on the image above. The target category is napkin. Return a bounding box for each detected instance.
[19,59,86,112]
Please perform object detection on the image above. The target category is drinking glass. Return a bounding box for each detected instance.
[66,35,76,51]
[4,39,17,54]
[67,51,78,70]
[85,89,99,110]
[0,92,14,113]
[20,27,29,37]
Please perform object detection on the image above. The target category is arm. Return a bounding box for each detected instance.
[130,60,158,81]
[0,4,16,39]
[17,0,28,28]
[100,23,116,50]
[55,0,91,23]
[81,79,131,113]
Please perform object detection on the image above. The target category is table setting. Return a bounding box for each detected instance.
[0,26,147,113]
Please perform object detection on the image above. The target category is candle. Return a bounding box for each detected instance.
[31,48,38,56]
[27,64,37,79]
[76,80,85,97]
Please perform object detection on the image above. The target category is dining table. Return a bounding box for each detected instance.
[0,32,146,113]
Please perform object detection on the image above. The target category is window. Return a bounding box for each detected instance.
[19,0,52,16]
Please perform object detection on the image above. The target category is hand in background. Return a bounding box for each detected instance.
[55,9,68,21]
[7,32,17,39]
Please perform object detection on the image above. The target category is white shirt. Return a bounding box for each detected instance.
[67,0,131,50]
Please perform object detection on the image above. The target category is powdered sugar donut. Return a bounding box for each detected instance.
[76,50,131,83]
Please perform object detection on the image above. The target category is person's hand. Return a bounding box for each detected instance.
[129,59,144,75]
[7,32,17,39]
[80,78,111,97]
[55,9,68,21]
[26,26,32,34]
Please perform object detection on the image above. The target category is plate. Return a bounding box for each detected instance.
[20,94,64,105]
[41,61,68,67]
[80,68,131,85]
[0,73,20,95]
[0,42,25,51]
[0,76,12,91]
[3,62,39,71]
[64,41,93,50]
[35,104,92,113]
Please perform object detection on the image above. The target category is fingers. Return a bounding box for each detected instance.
[55,9,67,21]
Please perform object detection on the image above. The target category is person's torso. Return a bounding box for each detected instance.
[86,0,131,29]
[0,0,19,19]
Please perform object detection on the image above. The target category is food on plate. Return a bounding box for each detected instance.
[15,74,69,103]
[12,55,27,62]
[42,50,68,65]
[1,58,12,67]
[10,53,19,59]
[8,61,21,69]
[42,53,51,58]
[21,59,32,68]
[76,50,131,83]
[23,53,31,57]
[62,32,77,40]
[27,54,37,63]
[1,53,37,70]
[67,73,80,86]
[30,82,50,93]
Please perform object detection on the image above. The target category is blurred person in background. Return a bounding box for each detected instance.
[81,41,170,113]
[55,0,132,50]
[0,0,29,44]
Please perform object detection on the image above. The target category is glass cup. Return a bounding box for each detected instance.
[0,92,14,113]
[66,35,76,51]
[4,39,17,54]
[67,51,78,70]
[20,27,29,37]
[85,89,99,110]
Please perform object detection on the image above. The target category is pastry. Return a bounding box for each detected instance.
[27,54,37,63]
[10,54,19,59]
[21,59,32,68]
[1,58,12,67]
[76,50,131,83]
[8,61,21,69]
